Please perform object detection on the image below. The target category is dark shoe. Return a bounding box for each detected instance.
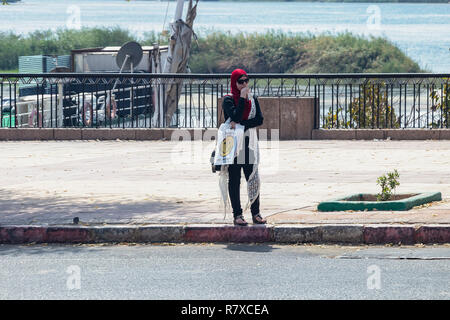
[234,215,248,226]
[252,214,267,224]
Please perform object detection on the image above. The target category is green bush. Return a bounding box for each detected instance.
[190,31,423,74]
[429,79,450,128]
[0,27,137,70]
[324,81,401,129]
[0,28,424,74]
[291,33,422,73]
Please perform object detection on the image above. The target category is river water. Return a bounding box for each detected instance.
[0,0,449,72]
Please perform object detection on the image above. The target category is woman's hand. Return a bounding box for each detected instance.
[240,86,250,99]
[230,121,237,129]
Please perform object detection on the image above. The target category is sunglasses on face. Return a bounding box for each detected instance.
[237,78,249,84]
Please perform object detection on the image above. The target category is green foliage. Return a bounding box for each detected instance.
[293,33,422,73]
[324,81,401,129]
[0,28,424,75]
[376,169,400,201]
[190,31,423,74]
[429,79,450,128]
[0,27,137,70]
[189,30,306,73]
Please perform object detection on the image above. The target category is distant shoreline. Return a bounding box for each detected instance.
[201,0,448,3]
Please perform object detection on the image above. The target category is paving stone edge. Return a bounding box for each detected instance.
[0,224,449,245]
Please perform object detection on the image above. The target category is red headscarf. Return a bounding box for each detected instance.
[230,69,252,121]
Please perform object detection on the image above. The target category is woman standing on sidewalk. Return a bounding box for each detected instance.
[220,69,267,226]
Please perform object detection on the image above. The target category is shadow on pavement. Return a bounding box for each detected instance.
[0,189,185,225]
[224,244,279,253]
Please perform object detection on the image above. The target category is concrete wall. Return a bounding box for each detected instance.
[0,128,186,141]
[0,128,222,141]
[3,127,447,141]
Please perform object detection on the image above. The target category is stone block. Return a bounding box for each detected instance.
[108,129,136,140]
[0,128,13,140]
[1,129,53,140]
[0,226,46,244]
[415,225,450,244]
[273,225,321,243]
[363,225,416,245]
[89,226,137,243]
[312,129,356,140]
[320,225,364,243]
[54,128,82,140]
[355,129,385,140]
[136,226,185,243]
[258,97,280,132]
[183,225,272,243]
[81,128,113,140]
[279,97,315,140]
[135,129,164,140]
[385,129,439,140]
[45,226,92,243]
[164,128,194,141]
[438,129,450,140]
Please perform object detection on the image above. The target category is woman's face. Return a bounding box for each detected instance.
[236,75,249,91]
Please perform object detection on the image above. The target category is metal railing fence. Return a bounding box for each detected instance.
[1,73,448,129]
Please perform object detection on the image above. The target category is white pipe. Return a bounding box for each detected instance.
[174,0,184,21]
[159,0,184,127]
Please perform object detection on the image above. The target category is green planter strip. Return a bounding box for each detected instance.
[317,192,442,212]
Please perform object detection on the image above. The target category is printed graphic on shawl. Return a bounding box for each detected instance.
[248,96,256,119]
[245,166,260,211]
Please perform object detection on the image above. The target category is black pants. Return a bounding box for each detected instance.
[228,137,260,218]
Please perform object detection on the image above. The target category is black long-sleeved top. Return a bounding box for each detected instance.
[222,96,264,131]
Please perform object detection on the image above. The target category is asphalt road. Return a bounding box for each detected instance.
[0,244,449,300]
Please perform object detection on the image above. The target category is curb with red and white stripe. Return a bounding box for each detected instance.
[0,224,449,245]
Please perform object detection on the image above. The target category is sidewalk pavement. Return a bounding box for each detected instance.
[0,139,449,244]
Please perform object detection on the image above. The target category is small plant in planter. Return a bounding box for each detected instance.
[317,168,442,212]
[376,169,400,201]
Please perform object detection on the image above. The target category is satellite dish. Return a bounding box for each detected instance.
[116,41,143,72]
